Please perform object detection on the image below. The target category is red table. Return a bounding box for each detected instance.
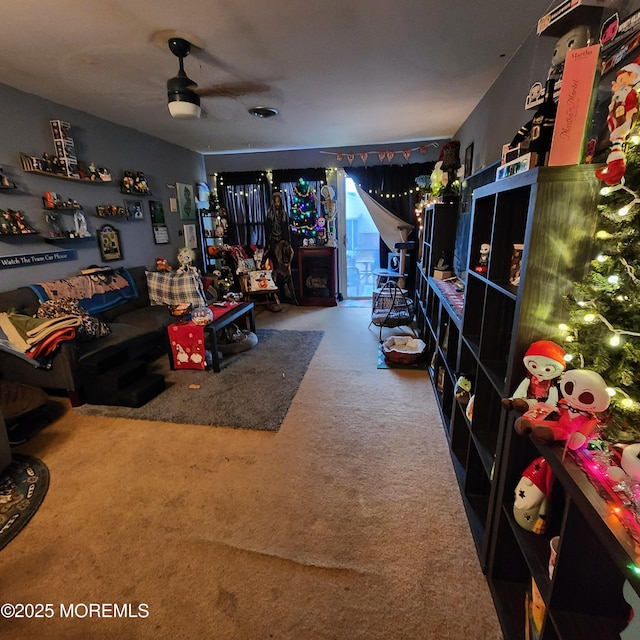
[167,302,255,373]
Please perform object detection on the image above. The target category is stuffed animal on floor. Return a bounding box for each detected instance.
[502,340,566,413]
[514,369,610,450]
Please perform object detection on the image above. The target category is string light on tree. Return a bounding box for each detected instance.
[557,138,640,441]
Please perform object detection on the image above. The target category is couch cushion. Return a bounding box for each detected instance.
[146,270,207,308]
[77,322,157,361]
[0,287,41,317]
[115,305,173,333]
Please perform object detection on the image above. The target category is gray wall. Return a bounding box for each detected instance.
[0,83,205,290]
[453,26,556,173]
[0,17,562,291]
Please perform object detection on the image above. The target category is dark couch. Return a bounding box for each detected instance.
[0,266,174,405]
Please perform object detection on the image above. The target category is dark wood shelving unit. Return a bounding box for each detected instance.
[415,165,640,639]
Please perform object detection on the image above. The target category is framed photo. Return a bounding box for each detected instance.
[124,198,144,220]
[149,200,165,224]
[153,225,170,244]
[97,224,122,261]
[176,182,196,220]
[464,143,474,178]
[183,223,198,249]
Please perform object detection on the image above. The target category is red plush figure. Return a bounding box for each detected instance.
[513,456,554,534]
[514,369,610,450]
[502,340,566,413]
[596,57,640,186]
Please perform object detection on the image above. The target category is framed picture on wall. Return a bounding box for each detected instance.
[183,223,198,249]
[464,143,474,178]
[124,199,144,220]
[97,224,122,261]
[176,182,196,220]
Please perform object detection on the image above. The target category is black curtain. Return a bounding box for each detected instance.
[218,171,272,246]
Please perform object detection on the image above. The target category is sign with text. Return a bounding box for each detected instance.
[0,250,77,270]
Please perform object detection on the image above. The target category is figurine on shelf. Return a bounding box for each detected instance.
[474,243,490,274]
[121,171,134,192]
[41,152,53,173]
[134,171,149,194]
[513,456,554,534]
[595,56,640,186]
[514,368,610,450]
[88,162,99,181]
[502,340,566,413]
[98,167,111,182]
[454,376,472,407]
[74,210,90,238]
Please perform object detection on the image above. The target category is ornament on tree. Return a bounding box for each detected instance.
[595,57,640,186]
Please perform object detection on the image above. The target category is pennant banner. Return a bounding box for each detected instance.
[320,142,439,165]
[360,152,369,164]
[346,153,355,165]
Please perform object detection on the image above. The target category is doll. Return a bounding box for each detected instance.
[474,243,490,274]
[595,56,640,186]
[514,368,610,450]
[502,340,566,412]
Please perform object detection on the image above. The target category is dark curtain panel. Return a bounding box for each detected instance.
[218,171,272,246]
[345,162,435,276]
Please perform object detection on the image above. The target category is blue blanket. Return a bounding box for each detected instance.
[27,268,139,314]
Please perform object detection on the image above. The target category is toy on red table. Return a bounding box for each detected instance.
[513,456,554,534]
[514,369,610,450]
[502,340,566,413]
[474,243,490,274]
[595,56,640,186]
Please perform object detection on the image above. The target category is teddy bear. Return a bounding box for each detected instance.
[502,340,566,413]
[514,368,610,450]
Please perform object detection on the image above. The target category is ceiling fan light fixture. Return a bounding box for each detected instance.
[168,95,201,119]
[248,106,279,118]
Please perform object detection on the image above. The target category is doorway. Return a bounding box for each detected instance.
[338,173,380,299]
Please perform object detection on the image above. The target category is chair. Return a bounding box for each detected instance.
[369,280,416,342]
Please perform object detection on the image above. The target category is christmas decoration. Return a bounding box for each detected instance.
[290,178,323,247]
[557,139,640,441]
[502,340,566,413]
[514,369,610,451]
[513,456,554,534]
[595,57,640,186]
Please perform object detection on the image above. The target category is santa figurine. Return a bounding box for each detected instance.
[513,456,554,534]
[514,369,610,451]
[595,57,640,186]
[502,340,566,413]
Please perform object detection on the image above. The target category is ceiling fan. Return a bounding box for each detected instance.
[166,37,270,120]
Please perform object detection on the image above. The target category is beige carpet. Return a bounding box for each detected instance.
[0,303,503,640]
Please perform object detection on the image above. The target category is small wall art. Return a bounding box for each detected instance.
[176,182,196,220]
[97,224,122,261]
[124,199,144,220]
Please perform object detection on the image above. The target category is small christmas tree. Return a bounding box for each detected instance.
[558,141,640,442]
[290,178,324,246]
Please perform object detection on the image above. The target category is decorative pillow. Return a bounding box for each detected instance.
[146,271,207,308]
[236,257,257,273]
[247,270,278,292]
[36,297,111,341]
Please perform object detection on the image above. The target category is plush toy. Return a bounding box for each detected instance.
[595,56,640,186]
[513,456,554,534]
[156,257,172,272]
[177,246,197,273]
[502,340,566,413]
[454,376,472,407]
[514,369,610,450]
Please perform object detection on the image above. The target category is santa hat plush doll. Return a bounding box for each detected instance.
[513,457,554,534]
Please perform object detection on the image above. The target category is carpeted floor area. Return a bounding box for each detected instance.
[1,303,503,640]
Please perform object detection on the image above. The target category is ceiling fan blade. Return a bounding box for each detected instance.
[194,81,269,99]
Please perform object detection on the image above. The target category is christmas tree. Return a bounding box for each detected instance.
[558,141,640,442]
[290,178,324,246]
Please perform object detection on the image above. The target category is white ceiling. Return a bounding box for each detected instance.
[1,0,553,155]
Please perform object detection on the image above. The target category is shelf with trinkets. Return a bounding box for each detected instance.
[20,153,112,183]
[120,171,152,196]
[0,208,40,237]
